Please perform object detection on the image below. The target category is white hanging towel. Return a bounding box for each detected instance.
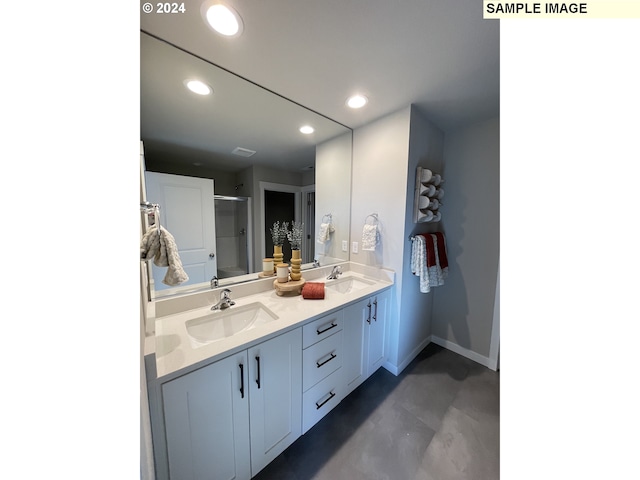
[140,225,189,286]
[410,235,431,293]
[361,224,379,251]
[317,222,335,244]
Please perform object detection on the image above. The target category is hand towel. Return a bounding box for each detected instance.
[140,225,189,286]
[302,282,325,299]
[361,224,378,251]
[411,235,431,293]
[317,222,335,244]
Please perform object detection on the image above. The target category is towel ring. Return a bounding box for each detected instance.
[322,213,333,223]
[365,213,379,225]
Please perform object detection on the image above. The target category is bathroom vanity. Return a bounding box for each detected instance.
[144,262,394,480]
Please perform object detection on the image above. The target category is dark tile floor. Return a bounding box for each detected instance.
[254,343,500,480]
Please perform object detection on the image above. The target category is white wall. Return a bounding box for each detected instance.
[396,107,444,371]
[351,106,411,371]
[350,106,445,373]
[315,131,352,263]
[431,117,500,360]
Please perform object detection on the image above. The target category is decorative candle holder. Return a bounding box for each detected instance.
[262,258,274,276]
[276,263,290,283]
[290,249,302,281]
[273,245,284,272]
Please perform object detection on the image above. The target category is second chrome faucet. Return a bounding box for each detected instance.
[211,288,235,310]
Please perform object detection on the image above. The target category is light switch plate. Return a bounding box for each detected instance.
[342,240,348,252]
[352,241,358,254]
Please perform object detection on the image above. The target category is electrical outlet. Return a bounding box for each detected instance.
[352,241,359,254]
[342,240,348,252]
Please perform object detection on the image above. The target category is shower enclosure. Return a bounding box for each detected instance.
[214,195,253,279]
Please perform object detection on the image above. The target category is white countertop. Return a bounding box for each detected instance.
[148,263,394,380]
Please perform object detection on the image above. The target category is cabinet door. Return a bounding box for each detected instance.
[342,299,367,395]
[248,329,302,476]
[162,352,250,480]
[367,290,388,374]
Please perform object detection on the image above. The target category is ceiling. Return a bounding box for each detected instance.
[140,0,499,170]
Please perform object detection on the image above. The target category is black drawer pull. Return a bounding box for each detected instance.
[317,322,337,335]
[255,356,261,389]
[239,364,244,399]
[316,391,336,410]
[316,352,337,368]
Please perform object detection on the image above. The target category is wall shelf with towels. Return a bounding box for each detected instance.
[413,166,444,224]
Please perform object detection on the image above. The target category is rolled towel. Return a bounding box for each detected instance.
[302,282,325,299]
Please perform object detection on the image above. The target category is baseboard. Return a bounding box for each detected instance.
[382,335,498,375]
[382,335,432,376]
[430,335,498,371]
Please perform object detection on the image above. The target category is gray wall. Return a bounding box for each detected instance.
[431,117,500,359]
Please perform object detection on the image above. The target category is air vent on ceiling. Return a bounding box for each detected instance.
[232,147,256,157]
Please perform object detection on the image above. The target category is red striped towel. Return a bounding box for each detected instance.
[420,234,437,267]
[433,232,448,270]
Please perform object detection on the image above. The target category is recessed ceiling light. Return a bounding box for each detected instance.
[299,125,314,134]
[184,79,212,95]
[346,94,368,109]
[201,2,244,37]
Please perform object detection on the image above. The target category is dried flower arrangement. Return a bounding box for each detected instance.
[287,221,304,250]
[270,221,289,246]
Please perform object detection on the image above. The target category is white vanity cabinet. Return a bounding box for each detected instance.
[162,351,250,480]
[343,289,389,395]
[160,328,302,480]
[301,310,345,433]
[247,329,302,475]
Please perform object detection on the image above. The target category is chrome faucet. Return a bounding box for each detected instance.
[327,265,343,280]
[211,276,219,288]
[313,259,321,268]
[211,288,235,310]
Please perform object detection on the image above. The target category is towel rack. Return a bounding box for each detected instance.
[365,213,379,225]
[141,202,161,235]
[140,202,160,212]
[413,166,444,224]
[322,213,333,223]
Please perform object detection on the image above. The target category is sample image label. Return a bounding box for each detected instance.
[483,1,640,18]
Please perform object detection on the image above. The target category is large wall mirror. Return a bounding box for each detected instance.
[141,32,353,299]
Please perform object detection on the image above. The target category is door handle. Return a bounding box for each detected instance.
[373,299,378,322]
[239,363,244,399]
[367,301,372,324]
[255,355,261,389]
[209,253,215,258]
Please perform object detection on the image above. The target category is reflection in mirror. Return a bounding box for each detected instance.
[140,32,353,298]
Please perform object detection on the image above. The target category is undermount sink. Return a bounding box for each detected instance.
[186,302,278,347]
[326,276,375,294]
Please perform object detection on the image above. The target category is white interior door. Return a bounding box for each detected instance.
[144,172,217,291]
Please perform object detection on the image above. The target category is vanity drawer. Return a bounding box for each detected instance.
[302,367,344,434]
[302,330,343,392]
[303,310,343,348]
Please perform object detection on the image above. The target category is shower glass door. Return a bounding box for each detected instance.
[214,196,252,279]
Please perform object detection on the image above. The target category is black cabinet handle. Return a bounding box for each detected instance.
[239,364,244,399]
[316,391,336,410]
[317,322,337,335]
[316,352,337,368]
[373,298,378,322]
[255,356,261,389]
[367,301,372,324]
